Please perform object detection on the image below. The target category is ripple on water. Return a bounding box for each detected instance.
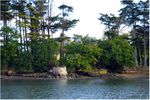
[1,78,149,99]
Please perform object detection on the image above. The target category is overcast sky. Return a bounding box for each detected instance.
[52,0,142,39]
[0,0,142,39]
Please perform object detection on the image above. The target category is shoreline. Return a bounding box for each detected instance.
[0,75,92,80]
[1,73,149,80]
[118,73,149,79]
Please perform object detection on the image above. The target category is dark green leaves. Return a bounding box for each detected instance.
[64,37,102,72]
[99,36,135,72]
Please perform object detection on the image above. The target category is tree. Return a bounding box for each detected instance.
[47,15,60,38]
[31,38,58,72]
[57,4,79,65]
[136,0,149,67]
[0,27,19,70]
[0,0,13,27]
[119,0,149,67]
[46,0,60,38]
[131,33,143,66]
[98,36,135,72]
[119,0,140,66]
[98,13,122,35]
[0,1,14,65]
[34,0,47,38]
[0,1,79,73]
[73,34,97,45]
[11,0,28,51]
[64,36,102,72]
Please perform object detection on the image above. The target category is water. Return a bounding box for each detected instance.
[1,78,149,99]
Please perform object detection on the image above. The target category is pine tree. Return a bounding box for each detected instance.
[119,0,140,66]
[0,0,13,27]
[57,4,79,65]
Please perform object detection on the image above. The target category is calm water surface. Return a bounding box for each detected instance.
[1,78,149,99]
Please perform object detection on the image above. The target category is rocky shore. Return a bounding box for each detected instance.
[1,72,149,80]
[1,66,149,80]
[0,73,91,80]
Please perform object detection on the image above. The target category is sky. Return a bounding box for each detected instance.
[0,0,141,39]
[52,0,141,39]
[52,0,124,39]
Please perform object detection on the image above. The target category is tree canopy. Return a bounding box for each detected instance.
[0,0,148,74]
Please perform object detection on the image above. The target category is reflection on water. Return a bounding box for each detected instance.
[1,78,149,99]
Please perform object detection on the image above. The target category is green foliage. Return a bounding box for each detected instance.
[0,0,13,26]
[57,4,79,65]
[48,39,60,67]
[64,42,102,72]
[99,69,107,75]
[74,34,98,45]
[119,0,149,67]
[31,39,49,72]
[31,38,59,72]
[0,27,19,70]
[98,36,135,72]
[15,51,32,72]
[58,5,73,17]
[98,13,121,33]
[104,31,118,39]
[119,0,139,26]
[0,26,59,72]
[0,27,19,41]
[1,0,148,74]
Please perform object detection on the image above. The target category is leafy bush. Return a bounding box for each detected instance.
[98,37,135,72]
[32,39,59,72]
[64,42,102,72]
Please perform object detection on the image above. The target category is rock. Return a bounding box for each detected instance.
[22,73,37,77]
[51,66,68,79]
[86,72,100,77]
[22,73,48,78]
[68,76,72,79]
[60,75,67,79]
[47,75,53,79]
[68,73,78,79]
[7,70,15,76]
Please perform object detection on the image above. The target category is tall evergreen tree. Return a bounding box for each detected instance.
[98,13,122,34]
[0,0,13,27]
[119,0,140,66]
[137,0,149,67]
[57,4,79,65]
[11,0,28,50]
[34,0,47,38]
[119,0,149,67]
[0,0,13,50]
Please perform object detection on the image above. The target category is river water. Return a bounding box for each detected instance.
[1,78,149,99]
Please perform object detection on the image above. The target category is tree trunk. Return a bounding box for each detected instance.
[3,20,7,46]
[3,20,7,27]
[60,41,64,65]
[23,25,26,51]
[131,28,139,67]
[134,46,138,66]
[60,29,65,65]
[19,17,22,50]
[24,19,29,51]
[3,20,8,69]
[50,0,54,39]
[42,19,45,38]
[143,35,147,67]
[139,47,142,66]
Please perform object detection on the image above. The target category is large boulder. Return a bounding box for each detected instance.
[7,70,16,76]
[52,66,68,79]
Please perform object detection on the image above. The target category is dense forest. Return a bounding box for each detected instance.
[0,0,149,74]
